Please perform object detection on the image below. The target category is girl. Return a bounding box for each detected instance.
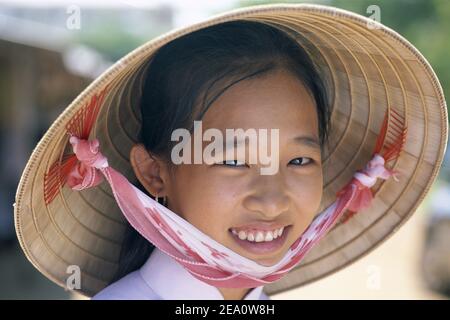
[97,20,330,300]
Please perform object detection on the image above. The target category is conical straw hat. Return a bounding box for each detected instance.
[14,3,448,298]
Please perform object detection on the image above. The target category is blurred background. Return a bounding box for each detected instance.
[0,0,449,299]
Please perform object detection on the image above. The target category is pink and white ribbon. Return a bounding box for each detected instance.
[65,135,400,288]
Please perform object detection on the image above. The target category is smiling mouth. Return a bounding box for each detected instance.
[228,225,292,255]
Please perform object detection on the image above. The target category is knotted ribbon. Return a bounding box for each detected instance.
[62,133,401,288]
[41,55,408,290]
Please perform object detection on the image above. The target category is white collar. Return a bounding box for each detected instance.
[139,247,266,300]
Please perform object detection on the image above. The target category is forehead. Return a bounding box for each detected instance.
[200,69,319,136]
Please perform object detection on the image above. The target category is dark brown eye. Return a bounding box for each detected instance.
[289,157,313,166]
[220,159,247,167]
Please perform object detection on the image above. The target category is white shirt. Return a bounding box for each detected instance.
[92,247,271,300]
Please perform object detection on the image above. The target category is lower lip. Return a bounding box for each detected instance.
[229,225,292,255]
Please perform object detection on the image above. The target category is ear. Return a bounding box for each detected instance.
[129,144,167,197]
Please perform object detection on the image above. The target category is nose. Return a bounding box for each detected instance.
[243,175,290,218]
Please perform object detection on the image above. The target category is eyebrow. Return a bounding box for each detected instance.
[222,134,321,152]
[292,135,321,150]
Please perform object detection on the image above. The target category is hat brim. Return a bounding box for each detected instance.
[14,3,448,297]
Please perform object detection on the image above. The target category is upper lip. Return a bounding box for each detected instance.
[230,223,290,233]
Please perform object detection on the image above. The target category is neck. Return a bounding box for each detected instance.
[217,287,252,300]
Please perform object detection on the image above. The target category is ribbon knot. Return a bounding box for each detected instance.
[67,136,109,191]
[354,153,400,188]
[337,153,401,215]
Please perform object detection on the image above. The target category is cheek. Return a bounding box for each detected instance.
[169,167,237,241]
[290,172,323,232]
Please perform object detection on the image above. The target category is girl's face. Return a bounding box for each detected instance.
[131,69,323,266]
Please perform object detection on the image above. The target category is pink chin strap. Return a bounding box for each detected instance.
[43,86,406,288]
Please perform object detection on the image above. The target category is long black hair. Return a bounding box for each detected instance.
[111,20,332,283]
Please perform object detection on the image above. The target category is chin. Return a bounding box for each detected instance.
[256,255,284,267]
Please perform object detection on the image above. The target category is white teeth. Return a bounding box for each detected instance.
[255,231,264,242]
[264,232,273,242]
[278,227,284,237]
[238,230,247,240]
[231,227,287,242]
